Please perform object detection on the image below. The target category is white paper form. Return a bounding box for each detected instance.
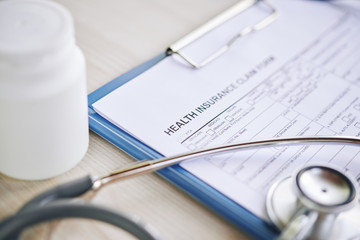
[93,0,360,219]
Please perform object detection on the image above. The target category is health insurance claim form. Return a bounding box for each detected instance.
[93,0,360,220]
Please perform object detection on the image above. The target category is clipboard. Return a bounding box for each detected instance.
[88,1,278,239]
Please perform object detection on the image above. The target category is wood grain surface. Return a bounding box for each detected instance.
[0,0,253,239]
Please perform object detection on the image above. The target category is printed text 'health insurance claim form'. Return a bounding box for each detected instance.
[93,0,360,219]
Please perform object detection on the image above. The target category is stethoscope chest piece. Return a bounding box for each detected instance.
[266,165,360,240]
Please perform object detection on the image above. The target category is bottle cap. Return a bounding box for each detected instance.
[0,0,74,63]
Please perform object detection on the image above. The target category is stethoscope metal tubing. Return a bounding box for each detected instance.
[94,136,360,189]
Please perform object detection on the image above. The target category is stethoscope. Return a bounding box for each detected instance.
[1,136,360,240]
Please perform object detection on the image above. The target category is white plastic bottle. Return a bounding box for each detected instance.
[0,0,89,180]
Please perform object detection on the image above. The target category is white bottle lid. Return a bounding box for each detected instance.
[0,0,74,63]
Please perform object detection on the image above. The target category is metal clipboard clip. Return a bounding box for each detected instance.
[166,0,278,69]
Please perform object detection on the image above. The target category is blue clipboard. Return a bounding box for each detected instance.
[88,0,280,238]
[88,52,278,239]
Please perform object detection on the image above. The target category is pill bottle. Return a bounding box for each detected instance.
[0,0,89,180]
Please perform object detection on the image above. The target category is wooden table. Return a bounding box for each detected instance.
[0,0,251,239]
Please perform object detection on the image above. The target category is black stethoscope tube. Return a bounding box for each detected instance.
[0,175,158,240]
[1,200,157,240]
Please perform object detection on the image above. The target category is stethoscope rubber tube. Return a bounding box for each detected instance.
[0,200,158,240]
[17,175,94,213]
[0,175,159,240]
